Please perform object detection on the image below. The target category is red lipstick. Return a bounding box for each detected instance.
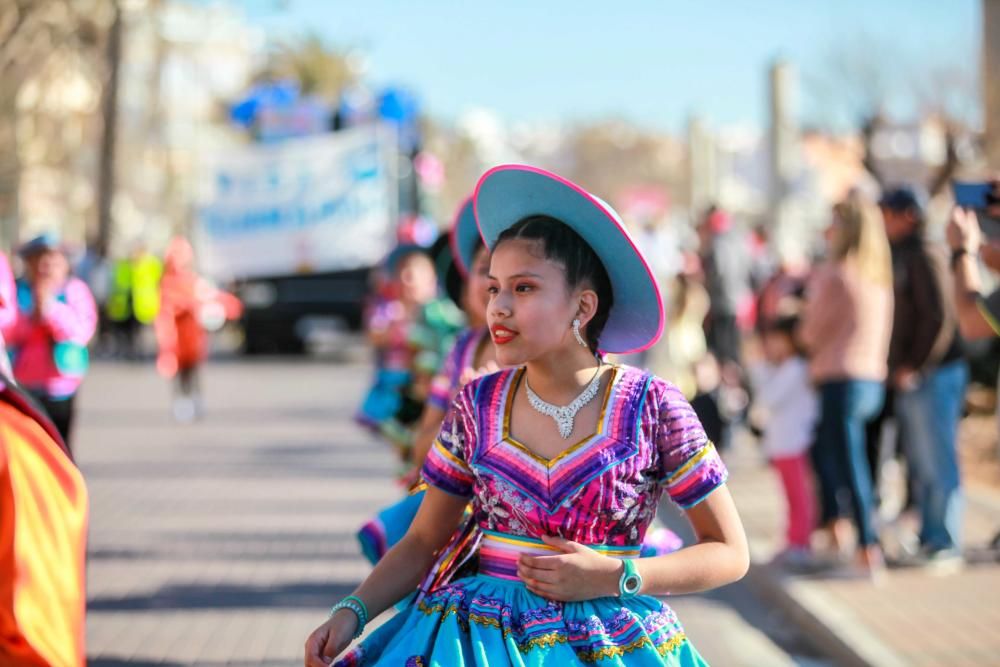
[491,324,518,345]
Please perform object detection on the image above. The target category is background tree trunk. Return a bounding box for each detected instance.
[95,0,121,257]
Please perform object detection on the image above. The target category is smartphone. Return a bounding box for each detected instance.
[953,181,993,209]
[954,181,1000,238]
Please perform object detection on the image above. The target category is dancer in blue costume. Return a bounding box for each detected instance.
[307,166,749,666]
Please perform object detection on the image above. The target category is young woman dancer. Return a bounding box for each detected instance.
[307,165,749,666]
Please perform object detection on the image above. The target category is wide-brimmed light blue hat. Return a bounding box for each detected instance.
[473,164,664,354]
[449,197,481,278]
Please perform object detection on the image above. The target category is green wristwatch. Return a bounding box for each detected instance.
[618,558,642,598]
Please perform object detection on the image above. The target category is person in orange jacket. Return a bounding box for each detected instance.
[0,373,88,667]
[154,237,242,421]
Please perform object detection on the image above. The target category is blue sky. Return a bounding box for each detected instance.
[232,0,981,132]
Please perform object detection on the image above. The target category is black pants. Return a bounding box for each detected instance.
[706,313,741,365]
[111,316,141,359]
[30,392,76,454]
[864,387,918,513]
[177,365,200,397]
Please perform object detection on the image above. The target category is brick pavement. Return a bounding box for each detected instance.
[728,430,1000,667]
[79,360,394,665]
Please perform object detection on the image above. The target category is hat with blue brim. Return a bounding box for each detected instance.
[382,243,428,275]
[449,197,481,278]
[18,232,64,258]
[473,164,664,355]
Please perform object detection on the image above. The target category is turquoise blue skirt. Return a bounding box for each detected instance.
[334,575,707,666]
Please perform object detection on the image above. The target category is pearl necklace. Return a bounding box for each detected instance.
[524,365,603,439]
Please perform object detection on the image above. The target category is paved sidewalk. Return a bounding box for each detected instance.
[730,433,1000,667]
[80,361,392,666]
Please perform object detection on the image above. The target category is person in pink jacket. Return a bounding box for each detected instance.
[3,234,98,451]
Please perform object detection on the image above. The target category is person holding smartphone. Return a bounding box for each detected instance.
[947,177,1000,554]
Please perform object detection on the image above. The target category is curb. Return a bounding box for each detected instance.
[744,557,908,667]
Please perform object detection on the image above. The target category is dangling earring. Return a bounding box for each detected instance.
[572,318,588,348]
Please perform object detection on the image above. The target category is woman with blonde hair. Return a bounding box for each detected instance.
[799,195,894,578]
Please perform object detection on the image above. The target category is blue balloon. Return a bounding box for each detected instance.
[378,86,419,122]
[229,80,301,127]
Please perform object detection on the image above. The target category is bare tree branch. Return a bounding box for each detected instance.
[927,124,960,197]
[860,115,885,188]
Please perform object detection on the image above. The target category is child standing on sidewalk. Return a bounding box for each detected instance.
[748,316,818,568]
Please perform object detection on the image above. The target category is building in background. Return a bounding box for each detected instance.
[11,0,260,255]
[112,0,260,255]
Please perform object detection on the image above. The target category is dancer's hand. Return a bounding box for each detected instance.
[304,610,356,667]
[517,535,624,601]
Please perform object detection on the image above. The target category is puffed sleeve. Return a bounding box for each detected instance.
[654,379,728,509]
[421,383,477,498]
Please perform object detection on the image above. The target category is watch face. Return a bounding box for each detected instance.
[623,574,641,594]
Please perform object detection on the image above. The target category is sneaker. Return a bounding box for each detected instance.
[921,548,964,576]
[770,547,821,573]
[880,518,921,562]
[172,397,196,423]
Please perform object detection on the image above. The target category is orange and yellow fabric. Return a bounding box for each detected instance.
[0,378,88,667]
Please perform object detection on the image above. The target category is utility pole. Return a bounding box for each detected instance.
[768,60,799,243]
[96,0,123,257]
[688,115,717,217]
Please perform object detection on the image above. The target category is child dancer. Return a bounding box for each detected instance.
[355,246,451,450]
[308,166,748,666]
[748,316,818,568]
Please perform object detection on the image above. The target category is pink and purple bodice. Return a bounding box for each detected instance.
[422,365,728,548]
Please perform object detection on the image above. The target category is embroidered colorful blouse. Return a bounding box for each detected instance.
[422,365,728,546]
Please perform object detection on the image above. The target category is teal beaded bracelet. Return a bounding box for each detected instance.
[329,595,369,638]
